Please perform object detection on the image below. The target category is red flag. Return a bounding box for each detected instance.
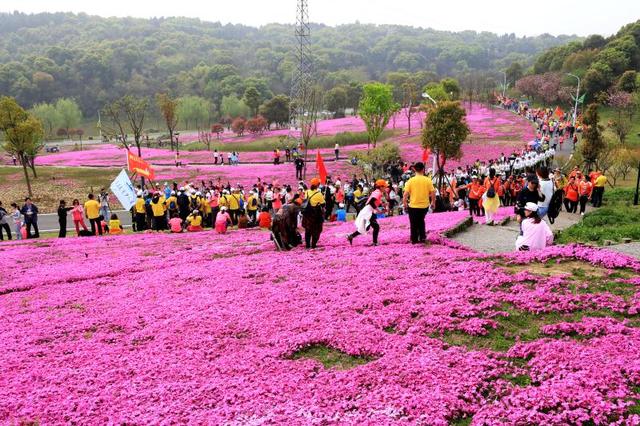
[422,148,431,163]
[316,150,327,184]
[126,150,155,180]
[554,106,564,118]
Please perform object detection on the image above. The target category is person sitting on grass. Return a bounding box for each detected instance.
[515,202,554,252]
[168,213,183,233]
[258,206,272,229]
[237,211,249,229]
[108,213,124,235]
[186,209,204,232]
[215,206,232,234]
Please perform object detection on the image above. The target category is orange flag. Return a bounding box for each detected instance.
[126,150,155,180]
[316,150,328,184]
[554,106,564,118]
[422,148,431,163]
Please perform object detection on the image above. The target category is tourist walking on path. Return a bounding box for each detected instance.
[536,167,554,218]
[57,200,73,238]
[10,203,22,240]
[84,194,102,236]
[578,175,593,216]
[20,198,39,239]
[302,178,326,249]
[515,203,554,251]
[295,157,304,180]
[334,142,340,160]
[592,172,607,208]
[0,201,11,240]
[402,162,435,244]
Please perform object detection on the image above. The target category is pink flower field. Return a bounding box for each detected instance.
[2,212,640,424]
[31,103,533,172]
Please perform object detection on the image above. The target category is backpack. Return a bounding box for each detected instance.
[547,189,564,224]
[169,200,177,210]
[486,187,496,198]
[251,197,258,208]
[302,191,319,214]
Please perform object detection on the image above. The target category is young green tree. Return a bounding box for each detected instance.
[30,102,60,139]
[324,86,348,116]
[359,83,399,149]
[581,103,605,170]
[422,101,470,181]
[156,93,179,151]
[177,96,212,130]
[220,95,250,119]
[259,95,290,128]
[0,97,44,196]
[243,87,262,117]
[55,98,82,139]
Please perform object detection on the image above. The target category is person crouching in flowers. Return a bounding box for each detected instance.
[515,202,554,251]
[186,209,204,232]
[347,179,387,246]
[108,213,124,235]
[214,206,232,234]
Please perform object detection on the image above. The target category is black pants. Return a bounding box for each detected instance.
[349,215,379,244]
[58,219,68,238]
[89,218,102,236]
[296,168,303,180]
[25,221,39,238]
[469,198,481,216]
[564,199,578,214]
[248,209,257,223]
[135,213,146,231]
[153,215,167,231]
[592,187,604,207]
[579,195,589,214]
[304,218,323,249]
[228,209,239,225]
[345,197,355,213]
[408,207,428,243]
[0,223,11,240]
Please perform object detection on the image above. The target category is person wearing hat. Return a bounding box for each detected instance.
[347,180,387,246]
[271,195,303,250]
[302,177,326,249]
[134,191,146,232]
[186,209,204,232]
[515,202,553,251]
[150,192,167,231]
[515,176,546,222]
[214,206,232,234]
[402,162,435,244]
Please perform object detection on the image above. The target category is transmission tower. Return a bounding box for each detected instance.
[287,0,312,151]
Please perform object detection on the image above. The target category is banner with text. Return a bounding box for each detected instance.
[110,169,137,211]
[126,150,155,180]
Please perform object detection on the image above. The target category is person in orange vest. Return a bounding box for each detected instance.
[461,176,485,217]
[578,174,593,216]
[563,176,579,213]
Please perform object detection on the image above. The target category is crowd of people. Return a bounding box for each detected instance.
[0,97,611,252]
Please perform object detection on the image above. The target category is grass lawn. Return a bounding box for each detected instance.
[557,188,640,245]
[598,106,640,148]
[0,166,120,213]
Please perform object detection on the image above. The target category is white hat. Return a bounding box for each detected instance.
[196,191,202,196]
[524,202,539,212]
[339,203,345,208]
[220,206,227,211]
[136,190,143,197]
[171,191,176,195]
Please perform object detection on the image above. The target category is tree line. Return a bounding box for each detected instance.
[0,12,577,117]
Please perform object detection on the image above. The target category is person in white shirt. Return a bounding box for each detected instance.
[536,166,554,218]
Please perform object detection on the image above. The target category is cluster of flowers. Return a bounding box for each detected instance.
[2,210,640,424]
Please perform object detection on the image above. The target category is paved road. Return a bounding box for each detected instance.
[35,209,133,233]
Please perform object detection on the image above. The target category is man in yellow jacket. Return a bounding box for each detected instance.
[84,193,102,236]
[402,162,436,244]
[134,192,146,232]
[302,178,326,249]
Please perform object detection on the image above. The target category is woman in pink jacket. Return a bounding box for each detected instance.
[71,199,88,235]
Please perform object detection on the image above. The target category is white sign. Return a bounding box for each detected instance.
[110,169,137,211]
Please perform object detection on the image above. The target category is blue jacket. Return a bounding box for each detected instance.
[20,204,39,223]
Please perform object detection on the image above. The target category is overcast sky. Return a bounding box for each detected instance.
[3,0,639,37]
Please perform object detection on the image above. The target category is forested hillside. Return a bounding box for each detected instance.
[0,12,577,115]
[517,20,640,104]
